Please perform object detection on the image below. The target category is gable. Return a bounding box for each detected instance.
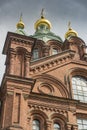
[31,58,87,99]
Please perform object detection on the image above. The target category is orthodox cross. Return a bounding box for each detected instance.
[41,8,45,18]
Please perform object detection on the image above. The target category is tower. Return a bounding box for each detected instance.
[0,11,87,130]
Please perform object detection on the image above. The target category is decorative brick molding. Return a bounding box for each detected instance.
[30,50,75,75]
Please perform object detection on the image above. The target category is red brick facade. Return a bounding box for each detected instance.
[0,31,87,130]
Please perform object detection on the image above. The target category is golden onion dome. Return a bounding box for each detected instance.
[65,21,78,39]
[16,14,25,29]
[34,9,52,30]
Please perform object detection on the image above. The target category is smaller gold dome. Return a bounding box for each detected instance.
[34,9,52,30]
[16,14,25,29]
[65,21,78,39]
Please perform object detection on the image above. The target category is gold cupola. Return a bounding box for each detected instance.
[15,14,26,35]
[34,9,52,30]
[16,14,25,29]
[65,21,78,39]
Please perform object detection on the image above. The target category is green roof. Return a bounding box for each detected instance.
[31,24,63,43]
[15,28,27,35]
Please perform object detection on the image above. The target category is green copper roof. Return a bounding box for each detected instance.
[15,28,27,35]
[31,24,63,43]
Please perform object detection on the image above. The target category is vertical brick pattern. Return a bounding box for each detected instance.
[14,93,21,123]
[15,55,22,76]
[4,94,13,127]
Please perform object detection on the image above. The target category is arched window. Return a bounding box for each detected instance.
[52,48,58,55]
[33,48,39,60]
[72,76,87,102]
[33,120,40,130]
[54,123,60,130]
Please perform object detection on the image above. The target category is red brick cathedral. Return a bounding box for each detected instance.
[0,12,87,130]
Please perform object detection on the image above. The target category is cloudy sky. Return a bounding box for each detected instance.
[0,0,87,83]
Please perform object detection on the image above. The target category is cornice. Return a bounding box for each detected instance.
[28,93,87,114]
[76,101,87,110]
[27,92,80,116]
[28,101,68,115]
[10,36,34,45]
[30,50,75,75]
[70,60,87,66]
[28,92,79,106]
[3,32,37,54]
[1,74,35,89]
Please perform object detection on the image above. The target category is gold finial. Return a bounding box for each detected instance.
[68,21,71,29]
[65,21,78,39]
[41,8,45,18]
[20,13,23,21]
[16,13,25,29]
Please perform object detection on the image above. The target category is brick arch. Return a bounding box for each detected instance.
[47,40,63,48]
[50,113,67,130]
[65,67,87,83]
[34,74,69,98]
[32,40,45,59]
[34,40,45,47]
[29,109,49,120]
[15,47,29,54]
[70,67,87,78]
[65,67,87,98]
[28,110,48,130]
[50,113,67,123]
[46,40,62,56]
[14,47,30,77]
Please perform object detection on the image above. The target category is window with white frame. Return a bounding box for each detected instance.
[77,119,87,130]
[72,76,87,102]
[32,120,40,130]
